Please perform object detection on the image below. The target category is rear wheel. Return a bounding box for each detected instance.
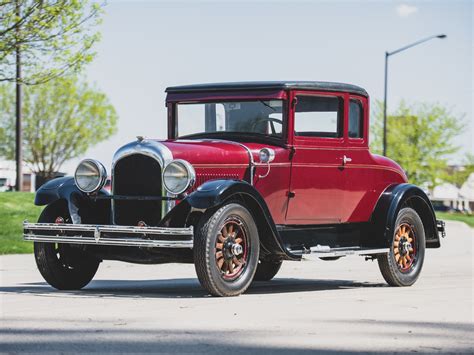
[253,260,282,281]
[34,202,100,290]
[194,203,259,297]
[377,207,425,287]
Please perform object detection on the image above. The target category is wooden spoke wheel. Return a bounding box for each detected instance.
[378,207,425,287]
[215,217,248,281]
[194,203,259,297]
[393,223,417,273]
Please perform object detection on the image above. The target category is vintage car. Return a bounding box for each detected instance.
[24,81,446,297]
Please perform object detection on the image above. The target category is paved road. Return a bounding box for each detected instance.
[1,221,472,353]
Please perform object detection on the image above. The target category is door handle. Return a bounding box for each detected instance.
[343,155,352,165]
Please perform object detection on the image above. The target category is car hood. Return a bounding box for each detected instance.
[160,139,251,166]
[113,138,285,169]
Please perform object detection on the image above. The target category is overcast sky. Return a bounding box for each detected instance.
[64,0,473,173]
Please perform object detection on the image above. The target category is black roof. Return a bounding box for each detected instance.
[165,81,368,97]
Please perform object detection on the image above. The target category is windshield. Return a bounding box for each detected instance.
[175,100,286,140]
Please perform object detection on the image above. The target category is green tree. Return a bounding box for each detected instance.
[0,0,103,84]
[0,76,118,178]
[370,101,464,188]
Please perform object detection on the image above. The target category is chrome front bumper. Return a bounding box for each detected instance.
[23,222,194,248]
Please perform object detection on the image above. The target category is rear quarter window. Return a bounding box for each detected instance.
[349,99,364,139]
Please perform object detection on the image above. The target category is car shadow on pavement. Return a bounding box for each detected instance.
[0,277,386,299]
[1,320,471,353]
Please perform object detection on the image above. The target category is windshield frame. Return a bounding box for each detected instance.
[167,90,289,146]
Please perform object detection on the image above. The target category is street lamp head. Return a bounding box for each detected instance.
[437,34,447,39]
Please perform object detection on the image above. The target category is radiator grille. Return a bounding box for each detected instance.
[113,154,162,226]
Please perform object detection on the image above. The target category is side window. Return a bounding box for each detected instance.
[348,99,363,138]
[294,96,343,137]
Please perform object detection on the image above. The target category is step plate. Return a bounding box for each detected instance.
[289,246,389,259]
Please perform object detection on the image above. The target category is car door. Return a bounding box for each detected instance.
[285,92,345,224]
[341,95,376,223]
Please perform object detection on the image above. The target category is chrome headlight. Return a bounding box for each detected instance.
[74,159,107,193]
[163,159,195,195]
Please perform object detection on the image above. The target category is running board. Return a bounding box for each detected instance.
[288,245,389,259]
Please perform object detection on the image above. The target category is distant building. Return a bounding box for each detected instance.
[0,160,36,192]
[459,173,474,211]
[431,173,474,212]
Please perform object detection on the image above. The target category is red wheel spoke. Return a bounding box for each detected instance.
[394,223,417,273]
[217,257,225,269]
[214,217,248,280]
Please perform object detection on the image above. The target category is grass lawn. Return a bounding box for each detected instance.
[436,212,474,228]
[0,192,43,254]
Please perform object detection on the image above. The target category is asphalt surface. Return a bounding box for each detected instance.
[1,221,472,354]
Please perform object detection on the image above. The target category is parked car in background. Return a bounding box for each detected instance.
[24,81,445,296]
[432,201,455,212]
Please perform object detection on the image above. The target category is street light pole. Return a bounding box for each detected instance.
[15,0,23,192]
[382,34,447,156]
[383,52,389,156]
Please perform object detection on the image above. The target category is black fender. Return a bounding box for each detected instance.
[34,176,110,224]
[370,183,440,249]
[183,180,299,261]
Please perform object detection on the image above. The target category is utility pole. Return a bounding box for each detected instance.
[15,0,23,191]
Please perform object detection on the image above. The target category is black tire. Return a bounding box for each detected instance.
[377,207,425,287]
[34,202,100,290]
[253,260,282,281]
[194,203,259,297]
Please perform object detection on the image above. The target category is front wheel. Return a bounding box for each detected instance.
[34,202,100,290]
[194,203,260,297]
[377,207,425,287]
